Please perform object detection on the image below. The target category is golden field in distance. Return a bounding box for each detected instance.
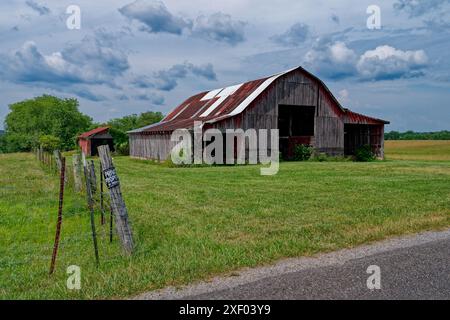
[385,140,450,161]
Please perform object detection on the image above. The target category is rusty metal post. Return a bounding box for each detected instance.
[49,157,66,275]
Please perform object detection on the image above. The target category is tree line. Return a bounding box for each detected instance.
[384,131,450,140]
[0,95,163,154]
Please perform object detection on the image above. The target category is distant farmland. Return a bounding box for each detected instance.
[385,140,450,161]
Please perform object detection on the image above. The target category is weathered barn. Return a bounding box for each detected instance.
[129,67,389,160]
[78,127,114,157]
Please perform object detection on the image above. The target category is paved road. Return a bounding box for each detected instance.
[136,229,450,300]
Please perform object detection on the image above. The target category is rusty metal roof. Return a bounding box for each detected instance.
[343,109,389,125]
[79,127,110,139]
[128,66,388,134]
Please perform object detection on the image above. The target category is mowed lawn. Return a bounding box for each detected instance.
[386,140,450,161]
[1,143,450,299]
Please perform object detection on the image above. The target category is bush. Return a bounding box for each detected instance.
[293,144,313,161]
[39,135,61,152]
[355,144,375,162]
[115,142,130,156]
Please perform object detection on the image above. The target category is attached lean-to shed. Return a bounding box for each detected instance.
[128,66,389,160]
[78,127,114,157]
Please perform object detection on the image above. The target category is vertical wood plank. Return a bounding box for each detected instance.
[72,154,82,193]
[98,145,134,254]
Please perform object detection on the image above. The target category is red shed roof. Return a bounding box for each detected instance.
[79,127,110,139]
[128,66,388,134]
[343,109,389,125]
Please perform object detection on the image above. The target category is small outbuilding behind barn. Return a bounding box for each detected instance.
[78,127,114,157]
[128,66,389,161]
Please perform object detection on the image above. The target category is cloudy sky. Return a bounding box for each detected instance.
[0,0,449,131]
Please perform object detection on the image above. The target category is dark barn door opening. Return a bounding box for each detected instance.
[344,124,370,156]
[278,105,315,160]
[344,124,384,157]
[91,139,115,156]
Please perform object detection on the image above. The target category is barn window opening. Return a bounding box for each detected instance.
[278,105,315,160]
[278,105,315,137]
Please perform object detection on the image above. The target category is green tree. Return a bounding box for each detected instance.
[103,111,163,155]
[39,134,61,152]
[3,95,92,152]
[385,130,450,140]
[106,111,164,145]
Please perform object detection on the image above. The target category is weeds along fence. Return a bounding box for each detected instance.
[1,146,135,278]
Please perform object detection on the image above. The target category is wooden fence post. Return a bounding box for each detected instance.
[90,160,97,194]
[99,162,105,225]
[72,154,82,193]
[49,152,53,170]
[53,150,62,171]
[83,159,100,266]
[98,145,134,254]
[39,146,43,163]
[49,157,66,275]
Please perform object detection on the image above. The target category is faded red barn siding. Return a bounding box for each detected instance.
[79,138,90,156]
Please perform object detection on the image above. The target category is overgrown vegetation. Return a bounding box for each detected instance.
[385,130,450,140]
[354,144,376,162]
[293,144,313,161]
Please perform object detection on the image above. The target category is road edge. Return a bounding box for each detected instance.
[134,228,450,300]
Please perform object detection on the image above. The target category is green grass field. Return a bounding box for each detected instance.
[1,141,450,299]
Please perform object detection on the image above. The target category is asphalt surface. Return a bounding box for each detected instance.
[136,229,450,300]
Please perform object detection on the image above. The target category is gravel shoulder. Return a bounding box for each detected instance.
[135,228,450,300]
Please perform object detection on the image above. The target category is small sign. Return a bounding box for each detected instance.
[103,166,120,189]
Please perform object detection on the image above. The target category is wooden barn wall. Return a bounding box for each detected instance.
[370,125,384,158]
[129,133,175,161]
[314,85,345,155]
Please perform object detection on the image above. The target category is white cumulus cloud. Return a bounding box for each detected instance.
[303,38,429,81]
[357,45,428,80]
[304,40,357,79]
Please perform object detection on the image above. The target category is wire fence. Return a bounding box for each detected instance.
[0,147,135,275]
